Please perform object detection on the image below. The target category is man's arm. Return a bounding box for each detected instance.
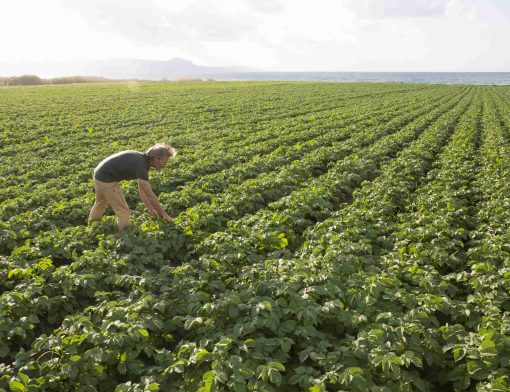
[137,179,172,220]
[138,183,158,218]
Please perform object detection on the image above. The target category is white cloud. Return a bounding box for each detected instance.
[0,0,508,72]
[343,0,451,18]
[62,0,259,44]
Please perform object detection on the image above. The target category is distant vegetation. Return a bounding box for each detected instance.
[0,74,118,86]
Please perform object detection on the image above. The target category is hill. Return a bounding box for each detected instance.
[0,58,254,80]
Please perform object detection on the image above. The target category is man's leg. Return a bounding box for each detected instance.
[106,183,131,232]
[88,180,109,223]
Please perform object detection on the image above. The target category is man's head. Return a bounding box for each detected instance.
[146,143,177,170]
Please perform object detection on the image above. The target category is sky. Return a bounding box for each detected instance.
[1,0,509,73]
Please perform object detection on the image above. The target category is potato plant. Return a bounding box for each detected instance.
[1,82,510,391]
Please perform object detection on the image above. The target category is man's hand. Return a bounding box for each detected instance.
[138,179,171,220]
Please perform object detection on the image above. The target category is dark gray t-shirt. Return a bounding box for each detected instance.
[94,150,150,182]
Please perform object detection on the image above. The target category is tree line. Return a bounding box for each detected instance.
[0,75,113,86]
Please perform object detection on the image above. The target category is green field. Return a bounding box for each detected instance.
[1,81,510,391]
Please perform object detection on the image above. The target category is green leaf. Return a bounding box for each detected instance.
[453,346,467,362]
[466,360,480,375]
[0,342,9,358]
[467,360,489,380]
[269,370,282,386]
[278,234,288,248]
[17,374,29,386]
[381,355,401,380]
[412,377,428,392]
[411,354,423,368]
[281,338,292,353]
[480,335,496,351]
[279,320,297,334]
[491,377,510,392]
[8,381,27,392]
[447,364,467,381]
[117,362,127,375]
[27,314,40,324]
[257,365,268,381]
[194,349,211,363]
[70,355,81,362]
[148,384,159,391]
[289,373,304,385]
[269,361,285,372]
[138,328,149,338]
[233,381,246,392]
[309,384,326,392]
[228,304,240,318]
[214,371,228,383]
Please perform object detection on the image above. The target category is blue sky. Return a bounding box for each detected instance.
[1,0,509,72]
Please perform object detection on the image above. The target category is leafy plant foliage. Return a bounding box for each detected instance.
[1,82,510,391]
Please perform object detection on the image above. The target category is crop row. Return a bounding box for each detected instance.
[173,89,479,391]
[0,87,467,365]
[0,88,477,391]
[0,83,425,143]
[0,84,439,201]
[1,86,465,270]
[3,84,510,392]
[0,83,428,165]
[0,87,458,251]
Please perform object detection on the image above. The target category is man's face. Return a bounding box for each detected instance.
[154,155,170,170]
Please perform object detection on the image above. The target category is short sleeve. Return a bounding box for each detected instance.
[135,167,149,181]
[135,157,149,181]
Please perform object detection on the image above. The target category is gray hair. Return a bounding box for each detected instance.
[145,143,177,160]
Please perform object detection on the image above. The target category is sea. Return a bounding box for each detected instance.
[212,72,510,85]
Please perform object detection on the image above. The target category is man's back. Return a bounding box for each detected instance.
[93,150,150,182]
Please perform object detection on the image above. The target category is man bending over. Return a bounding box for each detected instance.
[88,143,177,232]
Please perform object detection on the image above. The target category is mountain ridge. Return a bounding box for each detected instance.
[0,58,256,80]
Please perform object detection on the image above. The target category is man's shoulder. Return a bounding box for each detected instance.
[97,150,145,170]
[111,150,143,158]
[103,150,146,163]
